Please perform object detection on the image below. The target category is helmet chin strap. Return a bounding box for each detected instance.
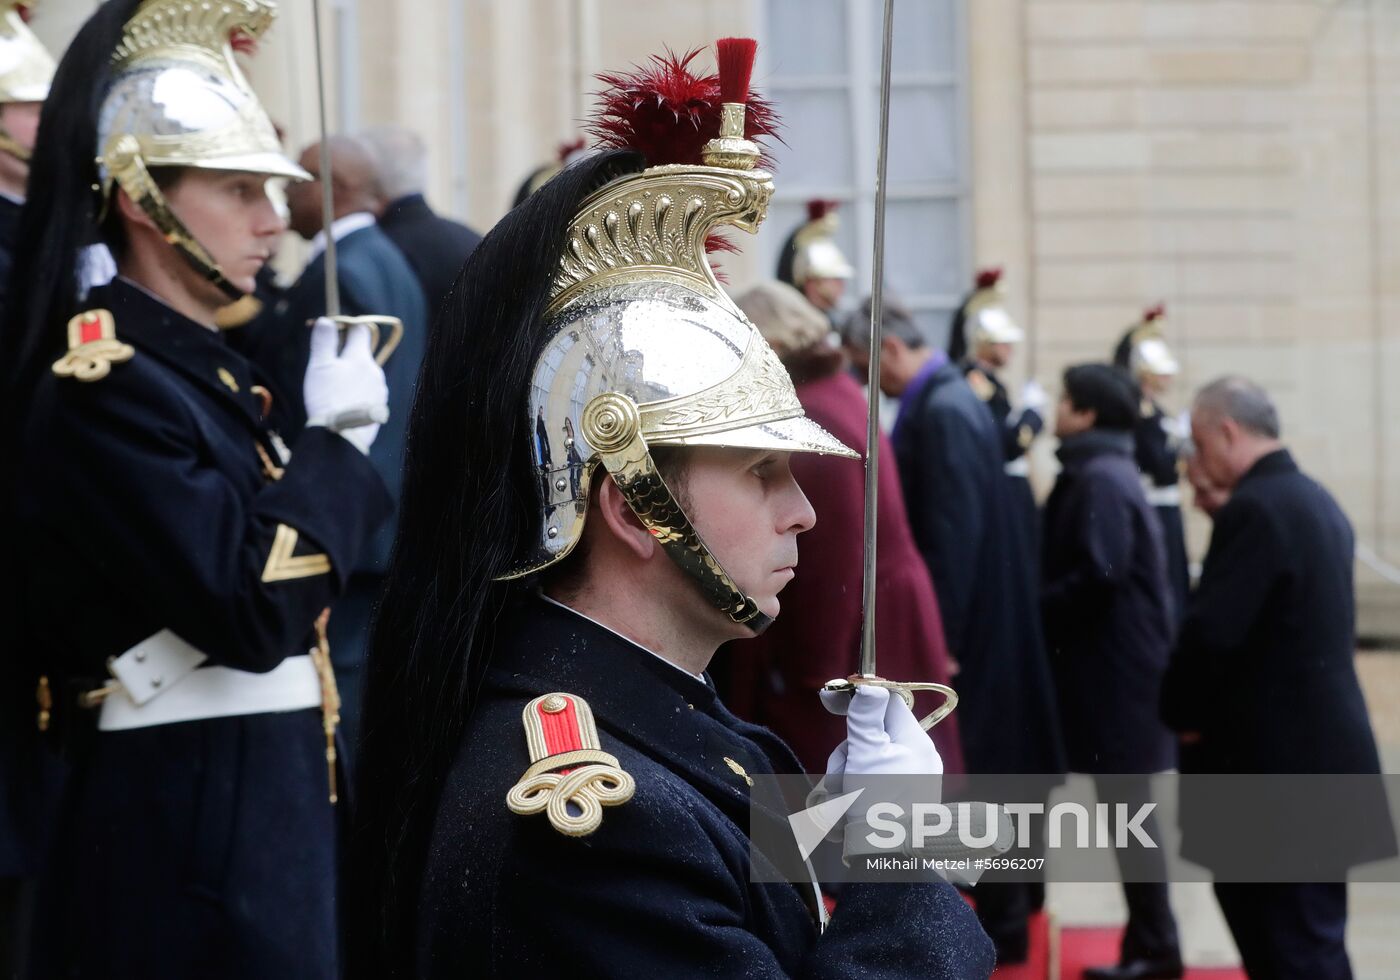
[101,134,246,303]
[582,392,774,637]
[0,127,30,163]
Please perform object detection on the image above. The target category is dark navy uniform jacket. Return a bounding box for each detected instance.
[959,361,1042,466]
[17,278,391,978]
[418,594,995,978]
[1132,398,1190,622]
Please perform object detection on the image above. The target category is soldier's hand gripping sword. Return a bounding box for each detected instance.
[310,0,402,380]
[820,0,957,732]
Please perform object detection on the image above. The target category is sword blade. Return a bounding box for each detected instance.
[310,0,340,318]
[859,0,897,679]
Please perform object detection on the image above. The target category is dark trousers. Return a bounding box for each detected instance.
[1096,775,1179,964]
[1213,882,1351,980]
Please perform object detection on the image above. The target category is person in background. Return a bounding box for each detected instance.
[775,199,854,326]
[865,298,1063,965]
[1163,376,1388,980]
[1043,364,1182,980]
[720,280,963,777]
[242,133,429,757]
[1113,306,1190,623]
[945,266,1047,568]
[0,0,53,305]
[360,124,482,322]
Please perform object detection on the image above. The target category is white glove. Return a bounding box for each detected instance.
[824,684,943,781]
[818,686,944,864]
[303,317,389,455]
[1020,379,1048,413]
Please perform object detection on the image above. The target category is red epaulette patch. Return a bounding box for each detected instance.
[505,692,635,837]
[51,309,134,382]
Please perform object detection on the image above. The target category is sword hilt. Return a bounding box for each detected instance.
[821,675,958,732]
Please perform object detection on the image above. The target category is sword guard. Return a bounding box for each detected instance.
[325,314,404,366]
[821,675,958,731]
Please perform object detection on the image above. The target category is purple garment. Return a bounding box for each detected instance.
[890,349,948,445]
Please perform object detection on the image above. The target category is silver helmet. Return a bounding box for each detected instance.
[502,40,857,633]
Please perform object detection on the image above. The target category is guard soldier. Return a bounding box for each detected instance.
[3,1,392,975]
[348,40,994,979]
[776,198,856,325]
[0,0,53,303]
[1113,305,1190,622]
[947,266,1047,551]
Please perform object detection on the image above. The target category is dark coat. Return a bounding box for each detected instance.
[1041,429,1174,774]
[720,366,963,777]
[418,594,995,978]
[16,278,392,978]
[0,193,18,309]
[1161,450,1381,775]
[239,224,429,749]
[891,358,1064,775]
[1133,399,1190,621]
[961,359,1042,567]
[377,193,482,324]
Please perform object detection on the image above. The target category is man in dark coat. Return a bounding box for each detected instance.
[1163,375,1388,980]
[866,302,1064,964]
[361,125,482,324]
[1043,364,1181,980]
[240,134,429,757]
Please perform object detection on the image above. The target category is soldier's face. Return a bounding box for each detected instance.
[979,342,1013,369]
[165,169,284,295]
[803,277,845,312]
[683,447,816,623]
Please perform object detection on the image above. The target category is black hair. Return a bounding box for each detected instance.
[346,149,644,978]
[774,223,799,287]
[1062,363,1139,432]
[946,288,973,362]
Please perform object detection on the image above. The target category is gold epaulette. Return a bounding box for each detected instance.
[506,692,635,837]
[51,309,134,382]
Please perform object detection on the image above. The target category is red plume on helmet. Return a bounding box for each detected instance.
[975,267,1003,291]
[587,40,779,270]
[587,46,780,170]
[806,199,839,222]
[1143,303,1166,322]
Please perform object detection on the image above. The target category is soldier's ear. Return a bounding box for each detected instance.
[593,475,657,562]
[113,186,160,235]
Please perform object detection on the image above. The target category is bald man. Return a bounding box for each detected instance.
[241,134,429,757]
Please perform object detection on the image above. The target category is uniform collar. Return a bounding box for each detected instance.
[96,278,268,431]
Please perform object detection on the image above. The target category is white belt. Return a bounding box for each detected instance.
[1004,457,1030,478]
[1145,483,1182,507]
[98,654,322,732]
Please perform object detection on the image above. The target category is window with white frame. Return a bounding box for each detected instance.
[756,0,970,346]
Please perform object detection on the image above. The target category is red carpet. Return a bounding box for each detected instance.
[989,910,1051,978]
[1056,926,1245,979]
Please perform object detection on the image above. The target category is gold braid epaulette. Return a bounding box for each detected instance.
[506,693,635,837]
[52,309,134,382]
